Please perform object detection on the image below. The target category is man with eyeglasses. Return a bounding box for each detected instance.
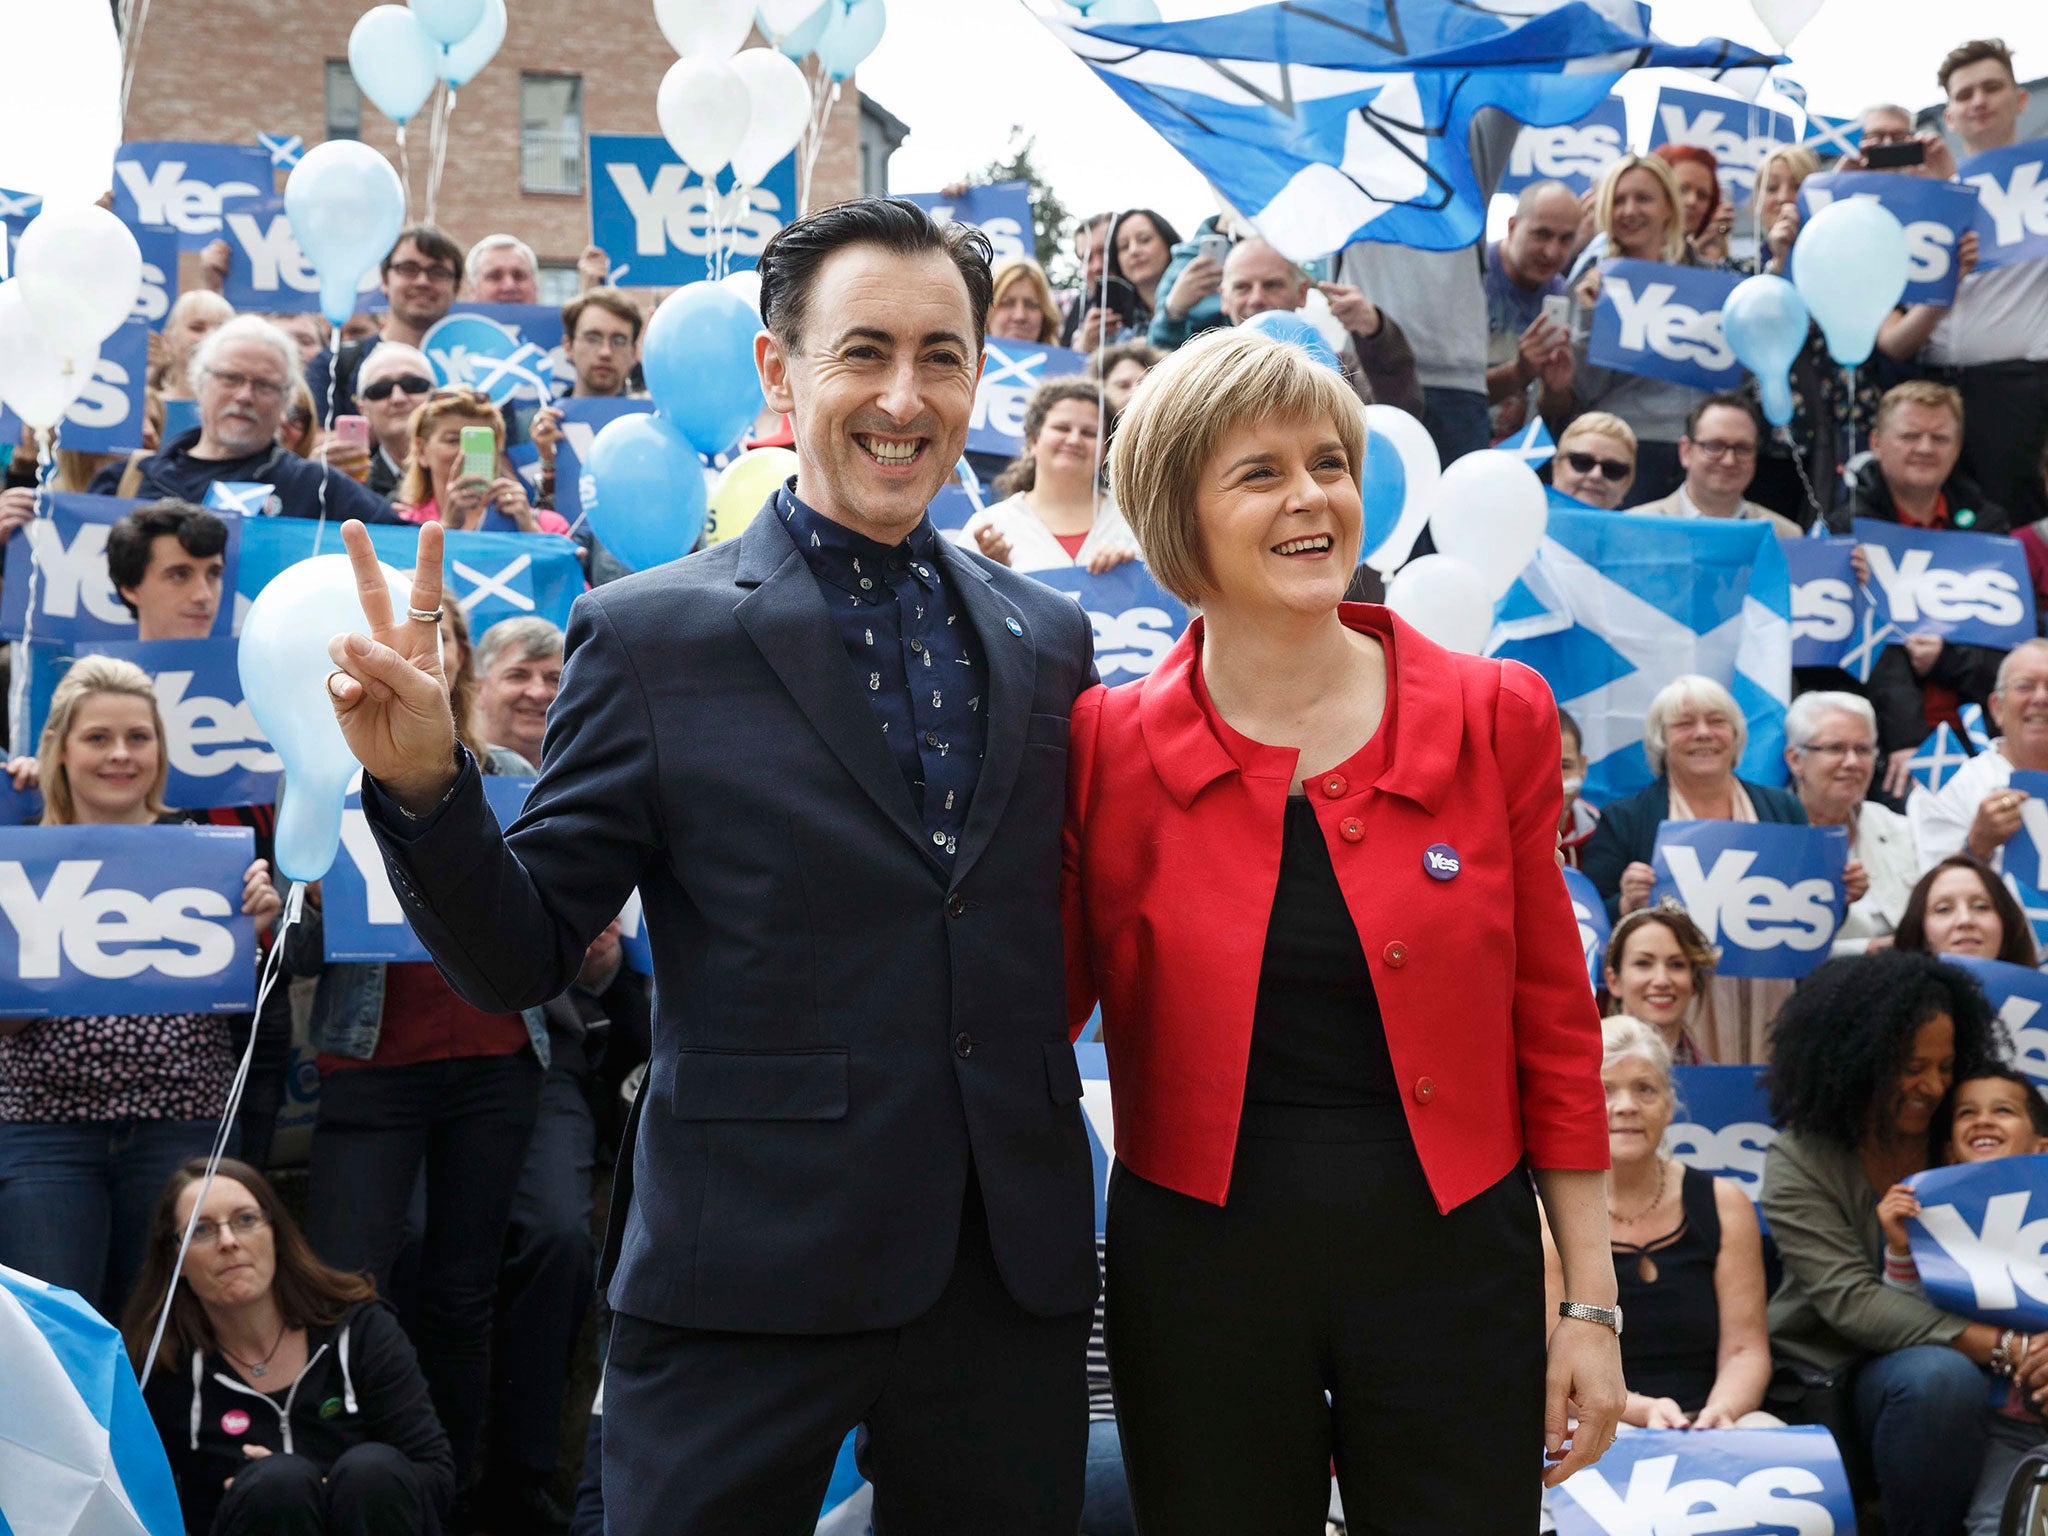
[1625,394,1799,536]
[306,225,465,421]
[356,345,439,502]
[525,288,648,528]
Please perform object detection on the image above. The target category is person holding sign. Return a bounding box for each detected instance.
[1602,906,1716,1065]
[1763,950,2009,1536]
[1913,639,2048,873]
[0,658,279,1322]
[964,379,1136,575]
[1895,854,2039,967]
[392,386,566,536]
[1065,328,1622,1532]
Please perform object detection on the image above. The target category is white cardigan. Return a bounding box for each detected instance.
[1831,798,1920,956]
[955,492,1136,574]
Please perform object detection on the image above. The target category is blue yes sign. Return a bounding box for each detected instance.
[1948,956,2048,1094]
[966,338,1088,459]
[588,134,796,288]
[1029,563,1188,684]
[1783,535,1861,671]
[1799,171,1980,307]
[1552,1425,1853,1536]
[1851,518,2034,651]
[899,182,1034,263]
[1649,821,1848,980]
[71,640,279,810]
[1906,1156,2048,1330]
[1561,866,1608,992]
[1500,96,1628,198]
[0,824,256,1017]
[1667,1065,1775,1205]
[1645,88,1798,208]
[112,142,271,250]
[1588,260,1744,393]
[1961,136,2048,273]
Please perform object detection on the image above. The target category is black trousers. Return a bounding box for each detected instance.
[211,1443,439,1536]
[1947,358,2048,523]
[1105,1108,1545,1535]
[601,1181,1091,1536]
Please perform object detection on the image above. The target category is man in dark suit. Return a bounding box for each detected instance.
[321,199,1098,1534]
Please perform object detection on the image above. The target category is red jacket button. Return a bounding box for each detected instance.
[1383,941,1407,967]
[1322,773,1348,798]
[1414,1076,1436,1104]
[1339,817,1364,842]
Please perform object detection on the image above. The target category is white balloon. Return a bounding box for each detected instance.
[1384,555,1494,656]
[721,268,763,317]
[14,205,142,361]
[756,0,825,41]
[1360,403,1440,576]
[1298,289,1349,358]
[0,280,93,430]
[728,49,812,187]
[654,0,756,58]
[657,57,753,178]
[1749,0,1824,48]
[1426,449,1548,600]
[0,0,120,207]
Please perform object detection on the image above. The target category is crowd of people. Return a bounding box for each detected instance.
[2,27,2048,1536]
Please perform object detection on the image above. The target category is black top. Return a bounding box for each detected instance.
[1615,1163,1725,1414]
[1241,797,1401,1116]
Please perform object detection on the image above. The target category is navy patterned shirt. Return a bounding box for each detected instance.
[779,485,987,868]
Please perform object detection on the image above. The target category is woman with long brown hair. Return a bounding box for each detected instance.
[122,1157,453,1535]
[961,377,1139,574]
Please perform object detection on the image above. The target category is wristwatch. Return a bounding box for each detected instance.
[1559,1302,1623,1337]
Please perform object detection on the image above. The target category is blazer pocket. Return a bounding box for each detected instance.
[1043,1039,1085,1106]
[1026,712,1070,749]
[670,1047,849,1121]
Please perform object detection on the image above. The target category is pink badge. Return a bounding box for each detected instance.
[221,1409,250,1436]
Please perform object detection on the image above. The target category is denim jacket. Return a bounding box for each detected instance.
[286,748,548,1067]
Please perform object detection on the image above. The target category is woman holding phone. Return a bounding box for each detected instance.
[393,387,569,535]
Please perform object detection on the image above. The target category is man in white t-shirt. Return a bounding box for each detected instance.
[1911,640,2048,871]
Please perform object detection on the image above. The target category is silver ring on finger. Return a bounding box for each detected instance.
[408,606,444,624]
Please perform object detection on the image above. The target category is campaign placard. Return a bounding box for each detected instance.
[551,397,657,527]
[588,134,798,288]
[0,494,241,645]
[1906,1156,2048,1330]
[1551,1425,1854,1536]
[1562,865,1609,993]
[965,337,1089,460]
[0,319,150,453]
[1667,1064,1775,1204]
[1850,518,2035,650]
[1798,171,1981,306]
[68,639,279,810]
[0,823,256,1017]
[1961,136,2048,273]
[1948,955,2048,1091]
[219,195,381,315]
[128,223,180,331]
[1027,562,1188,684]
[111,142,272,251]
[1588,260,1745,393]
[420,303,569,408]
[1783,534,1859,670]
[1645,88,1799,208]
[1499,96,1629,199]
[1649,821,1848,979]
[898,182,1036,264]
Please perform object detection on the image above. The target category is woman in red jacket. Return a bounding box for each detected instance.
[1064,328,1623,1533]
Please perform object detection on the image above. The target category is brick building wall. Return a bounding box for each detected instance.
[122,0,863,283]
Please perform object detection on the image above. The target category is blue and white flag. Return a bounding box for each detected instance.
[129,222,179,331]
[900,181,1036,264]
[1769,76,1861,161]
[1667,1065,1775,1204]
[69,639,279,810]
[1783,534,1859,670]
[112,141,272,250]
[588,135,798,288]
[1851,518,2035,650]
[1961,136,2048,273]
[1945,956,2048,1092]
[1647,87,1799,208]
[552,397,657,528]
[1550,1425,1853,1536]
[0,494,241,645]
[1905,1156,2048,1331]
[1489,508,1792,804]
[1649,821,1848,980]
[0,1263,185,1536]
[1046,1,1779,261]
[1799,172,1980,306]
[219,195,381,314]
[1588,260,1745,392]
[1909,705,1990,792]
[0,188,38,280]
[1077,1040,1113,1236]
[1496,414,1556,470]
[0,823,256,1017]
[257,131,304,170]
[967,337,1089,459]
[1500,95,1629,199]
[618,888,652,977]
[1029,562,1189,684]
[203,481,277,519]
[324,777,535,961]
[0,319,150,453]
[1561,866,1608,992]
[420,303,568,407]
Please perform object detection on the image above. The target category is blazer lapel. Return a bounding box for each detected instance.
[941,540,1035,886]
[733,512,945,879]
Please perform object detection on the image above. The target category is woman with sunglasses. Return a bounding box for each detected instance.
[354,345,438,502]
[1551,412,1637,509]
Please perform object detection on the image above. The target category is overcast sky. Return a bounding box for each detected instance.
[858,0,2048,249]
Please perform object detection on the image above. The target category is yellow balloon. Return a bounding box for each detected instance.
[705,447,799,546]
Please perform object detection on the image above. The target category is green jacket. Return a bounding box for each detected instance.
[1761,1127,1968,1371]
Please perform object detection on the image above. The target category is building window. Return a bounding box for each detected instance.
[325,61,362,143]
[521,74,584,195]
[537,262,582,306]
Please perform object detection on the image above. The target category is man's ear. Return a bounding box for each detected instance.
[757,330,795,415]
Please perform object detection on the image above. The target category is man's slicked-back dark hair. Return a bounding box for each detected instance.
[106,500,228,616]
[757,197,995,355]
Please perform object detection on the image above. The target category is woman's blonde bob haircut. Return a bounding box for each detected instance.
[1595,154,1688,264]
[1110,327,1365,605]
[38,655,170,825]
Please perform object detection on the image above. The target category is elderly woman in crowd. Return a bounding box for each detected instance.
[963,377,1138,574]
[123,1158,454,1536]
[1763,950,2009,1536]
[1894,854,2040,967]
[1065,328,1621,1531]
[0,659,279,1320]
[1602,906,1716,1065]
[987,256,1062,345]
[1582,1016,1774,1428]
[1784,691,1916,955]
[1543,154,1704,501]
[1549,411,1638,510]
[393,386,567,534]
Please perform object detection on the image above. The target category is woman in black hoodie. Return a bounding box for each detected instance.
[122,1157,455,1536]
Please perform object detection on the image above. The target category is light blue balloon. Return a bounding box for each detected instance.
[285,141,406,326]
[642,282,766,457]
[1721,274,1810,428]
[816,0,886,81]
[439,0,505,86]
[1360,428,1408,559]
[773,2,830,56]
[348,4,441,125]
[585,414,710,574]
[1792,197,1908,368]
[1239,309,1342,372]
[409,0,484,45]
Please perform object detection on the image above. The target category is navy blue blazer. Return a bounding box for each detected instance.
[365,502,1101,1332]
[1579,776,1808,920]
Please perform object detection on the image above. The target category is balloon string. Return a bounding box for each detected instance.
[314,329,338,557]
[397,123,413,222]
[119,0,157,126]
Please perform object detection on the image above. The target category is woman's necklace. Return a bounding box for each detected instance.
[220,1322,288,1380]
[1610,1156,1674,1227]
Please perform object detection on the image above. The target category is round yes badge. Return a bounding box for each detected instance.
[1423,844,1460,881]
[221,1409,251,1436]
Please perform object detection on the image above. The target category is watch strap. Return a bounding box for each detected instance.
[1558,1301,1622,1337]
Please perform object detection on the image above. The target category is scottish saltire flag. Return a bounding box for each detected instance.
[257,132,303,170]
[0,1264,184,1536]
[1909,704,1990,792]
[1489,508,1792,805]
[1497,414,1555,469]
[1043,0,1781,259]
